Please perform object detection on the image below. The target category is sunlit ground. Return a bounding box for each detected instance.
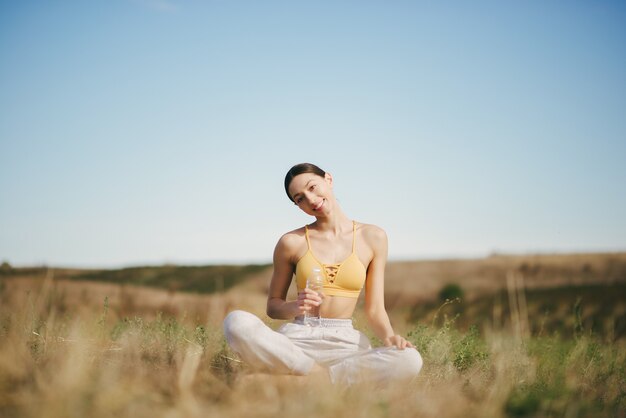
[1,255,624,418]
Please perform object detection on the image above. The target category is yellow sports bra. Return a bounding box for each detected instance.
[295,221,367,298]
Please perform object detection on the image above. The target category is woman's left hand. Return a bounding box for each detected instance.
[383,335,415,350]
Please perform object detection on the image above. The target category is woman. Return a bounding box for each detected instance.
[223,163,423,386]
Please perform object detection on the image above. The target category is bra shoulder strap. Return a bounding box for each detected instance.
[304,225,312,249]
[351,220,357,252]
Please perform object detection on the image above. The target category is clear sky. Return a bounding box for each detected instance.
[1,1,625,268]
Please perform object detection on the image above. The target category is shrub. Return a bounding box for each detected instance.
[452,324,489,371]
[439,283,464,302]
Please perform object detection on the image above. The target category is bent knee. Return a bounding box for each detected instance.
[223,310,260,338]
[393,348,423,379]
[403,348,423,377]
[407,348,423,375]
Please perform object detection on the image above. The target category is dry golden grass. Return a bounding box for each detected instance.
[1,253,624,417]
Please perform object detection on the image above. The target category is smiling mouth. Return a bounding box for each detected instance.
[313,200,324,211]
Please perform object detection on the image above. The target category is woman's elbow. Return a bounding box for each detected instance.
[266,307,278,319]
[266,298,282,319]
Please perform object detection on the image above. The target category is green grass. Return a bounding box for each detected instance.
[1,290,624,418]
[2,257,625,417]
[404,311,625,417]
[502,335,625,417]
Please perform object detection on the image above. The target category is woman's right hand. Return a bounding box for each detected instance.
[296,288,324,315]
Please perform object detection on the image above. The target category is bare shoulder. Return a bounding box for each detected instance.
[356,222,388,243]
[355,222,388,265]
[274,226,307,262]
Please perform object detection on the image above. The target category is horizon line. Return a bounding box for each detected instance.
[3,249,625,271]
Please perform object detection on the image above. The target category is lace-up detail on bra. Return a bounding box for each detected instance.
[324,265,339,283]
[295,221,367,298]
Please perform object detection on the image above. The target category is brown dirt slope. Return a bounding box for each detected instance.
[2,252,624,320]
[383,252,626,309]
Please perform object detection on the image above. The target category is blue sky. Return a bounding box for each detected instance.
[1,1,625,268]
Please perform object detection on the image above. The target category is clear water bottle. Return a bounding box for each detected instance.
[304,267,324,326]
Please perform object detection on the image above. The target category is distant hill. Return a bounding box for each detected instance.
[2,252,625,302]
[0,263,271,294]
[383,252,626,308]
[2,252,625,340]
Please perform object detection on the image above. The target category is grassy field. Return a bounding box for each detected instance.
[0,253,625,417]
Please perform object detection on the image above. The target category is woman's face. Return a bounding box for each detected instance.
[288,172,334,215]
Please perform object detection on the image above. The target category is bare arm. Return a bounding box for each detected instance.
[266,233,322,319]
[363,226,414,349]
[266,234,301,319]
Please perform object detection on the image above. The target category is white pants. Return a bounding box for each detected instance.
[222,310,423,386]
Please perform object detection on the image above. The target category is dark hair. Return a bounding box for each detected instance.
[284,163,326,202]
